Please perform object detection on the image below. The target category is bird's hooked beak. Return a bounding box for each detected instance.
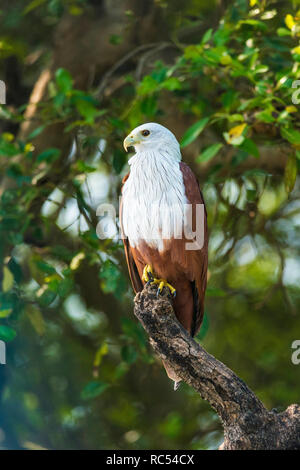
[123,134,139,152]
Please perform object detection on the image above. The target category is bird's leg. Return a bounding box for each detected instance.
[142,264,154,283]
[142,265,176,298]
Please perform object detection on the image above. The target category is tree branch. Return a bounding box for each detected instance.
[134,284,300,450]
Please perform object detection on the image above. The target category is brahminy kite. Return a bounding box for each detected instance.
[120,123,208,389]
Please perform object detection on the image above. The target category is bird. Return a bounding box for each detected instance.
[120,122,208,390]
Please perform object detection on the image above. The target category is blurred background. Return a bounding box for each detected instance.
[0,0,300,450]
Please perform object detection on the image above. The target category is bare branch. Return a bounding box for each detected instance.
[134,284,300,450]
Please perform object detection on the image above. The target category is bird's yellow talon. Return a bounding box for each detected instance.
[142,264,154,283]
[143,268,176,297]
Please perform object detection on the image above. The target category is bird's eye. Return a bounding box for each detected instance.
[141,129,150,137]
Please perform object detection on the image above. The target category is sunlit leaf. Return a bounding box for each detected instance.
[2,266,14,292]
[0,309,12,318]
[285,14,295,30]
[70,252,85,270]
[93,343,109,368]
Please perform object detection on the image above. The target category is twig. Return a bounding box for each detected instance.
[95,42,174,99]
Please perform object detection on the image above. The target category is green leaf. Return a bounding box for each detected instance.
[76,160,96,173]
[240,19,267,31]
[2,266,14,292]
[121,345,137,364]
[75,99,99,123]
[23,0,46,15]
[281,127,300,146]
[27,307,45,336]
[277,27,291,37]
[0,325,16,342]
[138,76,158,95]
[94,343,109,368]
[0,140,19,157]
[27,125,46,140]
[201,28,213,44]
[109,34,123,45]
[284,154,297,194]
[55,68,73,93]
[239,138,259,158]
[37,148,60,163]
[180,117,209,148]
[99,260,126,295]
[196,143,223,163]
[35,261,57,274]
[0,309,12,318]
[81,381,109,400]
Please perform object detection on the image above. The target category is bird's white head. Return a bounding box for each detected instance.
[123,123,181,162]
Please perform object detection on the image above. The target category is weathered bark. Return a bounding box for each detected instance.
[134,283,300,450]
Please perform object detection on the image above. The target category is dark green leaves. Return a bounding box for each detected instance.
[81,381,109,400]
[99,260,127,296]
[121,345,137,364]
[37,148,61,163]
[239,138,259,158]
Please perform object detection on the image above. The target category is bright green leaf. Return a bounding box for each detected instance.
[0,325,16,342]
[55,68,73,93]
[281,127,300,146]
[2,266,14,292]
[180,117,209,148]
[196,143,223,163]
[0,309,12,318]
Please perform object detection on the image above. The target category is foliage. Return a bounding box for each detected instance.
[0,0,300,450]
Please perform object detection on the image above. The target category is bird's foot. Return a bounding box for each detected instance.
[142,265,176,297]
[151,278,177,298]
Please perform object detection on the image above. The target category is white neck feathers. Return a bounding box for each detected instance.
[121,149,187,251]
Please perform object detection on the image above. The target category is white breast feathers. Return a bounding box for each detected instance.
[121,149,188,252]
